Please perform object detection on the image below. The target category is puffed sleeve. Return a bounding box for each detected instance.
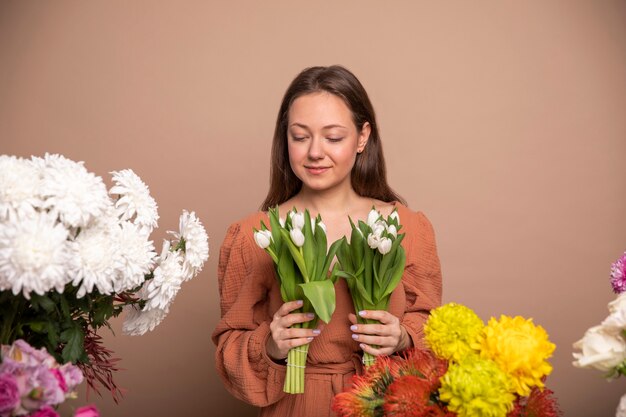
[211,221,287,407]
[400,211,443,349]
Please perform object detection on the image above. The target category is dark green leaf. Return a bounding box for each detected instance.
[60,324,85,363]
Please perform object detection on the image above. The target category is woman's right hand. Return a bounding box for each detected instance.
[266,300,321,361]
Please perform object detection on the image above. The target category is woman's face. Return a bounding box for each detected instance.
[287,92,370,195]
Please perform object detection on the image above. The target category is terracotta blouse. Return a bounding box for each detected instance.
[212,203,442,417]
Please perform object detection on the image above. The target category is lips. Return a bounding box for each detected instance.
[305,166,329,175]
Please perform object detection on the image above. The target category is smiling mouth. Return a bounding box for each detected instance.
[305,166,330,174]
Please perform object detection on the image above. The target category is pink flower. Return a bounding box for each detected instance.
[28,406,60,417]
[74,405,100,417]
[611,252,626,293]
[0,373,21,415]
[51,369,67,393]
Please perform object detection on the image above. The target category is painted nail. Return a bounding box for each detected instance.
[358,310,366,317]
[360,343,366,349]
[352,334,359,340]
[306,313,315,319]
[307,337,313,341]
[350,325,357,331]
[312,329,321,335]
[296,300,303,306]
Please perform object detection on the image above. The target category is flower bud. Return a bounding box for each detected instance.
[316,221,327,235]
[290,228,305,247]
[372,221,386,237]
[254,230,272,249]
[367,233,381,249]
[386,224,397,238]
[378,237,392,255]
[290,211,305,230]
[389,210,400,223]
[367,209,380,227]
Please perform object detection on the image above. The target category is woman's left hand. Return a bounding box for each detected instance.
[348,310,412,356]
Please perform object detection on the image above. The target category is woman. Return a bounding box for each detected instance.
[212,65,442,416]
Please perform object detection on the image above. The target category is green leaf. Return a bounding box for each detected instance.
[92,297,115,327]
[379,247,407,300]
[302,210,315,280]
[59,294,70,318]
[31,294,55,313]
[314,222,327,282]
[268,208,283,253]
[46,321,59,347]
[299,280,336,323]
[28,321,46,333]
[277,243,297,301]
[60,324,85,364]
[279,228,308,279]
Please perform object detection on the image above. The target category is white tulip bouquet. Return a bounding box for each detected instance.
[0,154,209,401]
[573,251,626,416]
[335,207,406,366]
[254,207,342,394]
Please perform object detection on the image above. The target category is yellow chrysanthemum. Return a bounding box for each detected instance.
[477,315,556,396]
[439,356,515,417]
[424,303,484,362]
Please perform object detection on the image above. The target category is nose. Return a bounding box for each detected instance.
[307,137,324,160]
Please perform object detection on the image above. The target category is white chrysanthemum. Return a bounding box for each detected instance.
[38,154,110,228]
[122,304,169,336]
[109,169,159,233]
[143,241,184,311]
[169,210,208,281]
[69,222,122,298]
[113,221,156,292]
[0,155,42,221]
[0,211,72,298]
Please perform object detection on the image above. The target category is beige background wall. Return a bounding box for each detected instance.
[1,1,625,416]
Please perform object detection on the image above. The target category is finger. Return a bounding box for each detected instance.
[351,322,390,336]
[352,333,394,348]
[348,313,357,325]
[359,342,394,357]
[282,312,315,327]
[276,300,304,318]
[281,327,321,340]
[358,310,398,325]
[279,336,314,351]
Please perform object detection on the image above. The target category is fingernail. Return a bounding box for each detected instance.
[352,334,358,340]
[350,325,357,331]
[360,343,366,349]
[312,329,321,335]
[307,337,313,341]
[359,310,366,317]
[306,313,315,319]
[296,300,303,306]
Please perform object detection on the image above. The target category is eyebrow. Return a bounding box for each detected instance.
[289,123,348,130]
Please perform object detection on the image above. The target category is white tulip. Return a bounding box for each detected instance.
[290,211,305,230]
[389,210,400,223]
[315,220,327,235]
[279,217,285,228]
[616,394,626,417]
[386,224,397,238]
[367,209,380,227]
[573,324,626,373]
[378,237,392,255]
[367,233,381,249]
[254,230,272,249]
[372,221,386,237]
[290,228,305,247]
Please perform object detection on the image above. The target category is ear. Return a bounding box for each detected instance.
[357,122,371,153]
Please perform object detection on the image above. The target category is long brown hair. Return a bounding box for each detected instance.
[261,65,406,211]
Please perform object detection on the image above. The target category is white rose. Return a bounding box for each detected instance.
[289,228,305,247]
[573,325,626,373]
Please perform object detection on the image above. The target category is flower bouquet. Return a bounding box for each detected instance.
[0,339,96,417]
[254,207,342,394]
[335,207,405,366]
[333,302,561,417]
[573,251,626,416]
[0,154,209,402]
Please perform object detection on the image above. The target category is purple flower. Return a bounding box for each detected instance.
[27,406,60,417]
[59,364,83,391]
[611,252,626,293]
[0,373,21,415]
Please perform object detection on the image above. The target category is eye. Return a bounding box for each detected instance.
[291,135,308,142]
[327,137,344,143]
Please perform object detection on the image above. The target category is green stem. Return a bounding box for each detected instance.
[0,295,24,345]
[284,343,309,394]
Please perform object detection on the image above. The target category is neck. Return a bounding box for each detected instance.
[293,185,362,217]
